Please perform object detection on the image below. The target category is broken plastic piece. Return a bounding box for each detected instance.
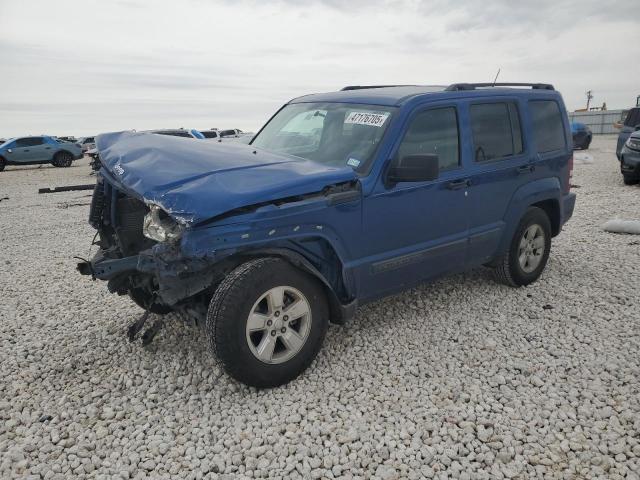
[127,311,149,342]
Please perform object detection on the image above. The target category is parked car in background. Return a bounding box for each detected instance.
[616,107,640,159]
[78,136,96,153]
[199,129,220,139]
[619,130,640,185]
[219,128,244,138]
[57,136,78,143]
[80,82,575,387]
[0,135,83,171]
[148,128,205,139]
[219,128,254,143]
[571,122,592,150]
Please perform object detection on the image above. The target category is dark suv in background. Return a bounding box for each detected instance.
[617,107,640,159]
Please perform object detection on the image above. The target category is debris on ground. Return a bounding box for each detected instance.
[38,184,95,194]
[602,218,640,235]
[1,141,639,478]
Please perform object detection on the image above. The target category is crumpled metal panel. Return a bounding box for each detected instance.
[95,131,357,225]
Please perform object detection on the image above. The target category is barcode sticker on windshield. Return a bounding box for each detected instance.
[345,111,389,128]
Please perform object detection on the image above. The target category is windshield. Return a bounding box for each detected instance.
[251,102,395,171]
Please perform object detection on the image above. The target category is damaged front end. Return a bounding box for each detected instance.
[78,170,360,326]
[78,173,220,321]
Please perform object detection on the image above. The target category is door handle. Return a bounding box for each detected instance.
[23,149,30,152]
[446,179,471,190]
[45,147,51,150]
[517,165,534,174]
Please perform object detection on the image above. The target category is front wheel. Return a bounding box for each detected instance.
[207,257,329,388]
[492,207,552,287]
[0,157,5,172]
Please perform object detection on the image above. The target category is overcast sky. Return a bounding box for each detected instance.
[0,0,638,137]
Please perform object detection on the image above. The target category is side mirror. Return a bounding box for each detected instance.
[387,154,439,184]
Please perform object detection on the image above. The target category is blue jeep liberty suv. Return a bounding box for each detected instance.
[78,82,576,387]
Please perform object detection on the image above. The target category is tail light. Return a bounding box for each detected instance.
[566,154,574,193]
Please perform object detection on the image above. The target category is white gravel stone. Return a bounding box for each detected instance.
[1,136,639,479]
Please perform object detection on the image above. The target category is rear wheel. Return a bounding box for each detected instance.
[0,157,5,172]
[207,257,329,388]
[582,136,591,150]
[492,207,552,287]
[53,151,73,167]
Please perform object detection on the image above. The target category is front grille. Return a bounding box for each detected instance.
[89,180,105,229]
[114,196,155,256]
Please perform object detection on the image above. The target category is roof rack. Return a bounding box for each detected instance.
[341,85,417,91]
[446,82,554,91]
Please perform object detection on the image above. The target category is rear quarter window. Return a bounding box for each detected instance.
[529,100,566,153]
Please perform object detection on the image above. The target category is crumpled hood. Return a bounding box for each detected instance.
[96,131,357,225]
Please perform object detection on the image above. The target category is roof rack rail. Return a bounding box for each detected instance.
[341,85,416,91]
[445,82,555,91]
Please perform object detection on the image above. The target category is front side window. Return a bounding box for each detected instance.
[397,107,460,172]
[251,102,396,172]
[15,137,43,147]
[470,102,523,162]
[529,100,566,153]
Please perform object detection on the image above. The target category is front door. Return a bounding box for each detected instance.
[357,105,469,300]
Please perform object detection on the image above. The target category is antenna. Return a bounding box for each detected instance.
[492,68,501,86]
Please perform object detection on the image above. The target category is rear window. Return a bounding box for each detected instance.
[529,100,566,153]
[624,108,640,127]
[200,131,218,138]
[470,102,523,162]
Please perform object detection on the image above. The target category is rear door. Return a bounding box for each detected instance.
[464,99,530,265]
[358,104,469,300]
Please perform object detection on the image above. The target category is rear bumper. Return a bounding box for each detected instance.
[561,192,577,226]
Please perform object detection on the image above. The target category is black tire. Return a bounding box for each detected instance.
[0,157,5,172]
[623,175,639,186]
[207,257,329,388]
[492,207,552,287]
[582,136,591,150]
[128,287,173,315]
[53,151,73,167]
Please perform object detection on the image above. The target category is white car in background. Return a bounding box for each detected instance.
[219,128,254,144]
[77,136,96,153]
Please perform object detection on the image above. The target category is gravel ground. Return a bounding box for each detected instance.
[1,135,639,480]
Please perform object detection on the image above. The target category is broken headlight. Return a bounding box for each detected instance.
[143,205,183,242]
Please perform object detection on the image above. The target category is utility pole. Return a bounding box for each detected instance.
[586,90,593,110]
